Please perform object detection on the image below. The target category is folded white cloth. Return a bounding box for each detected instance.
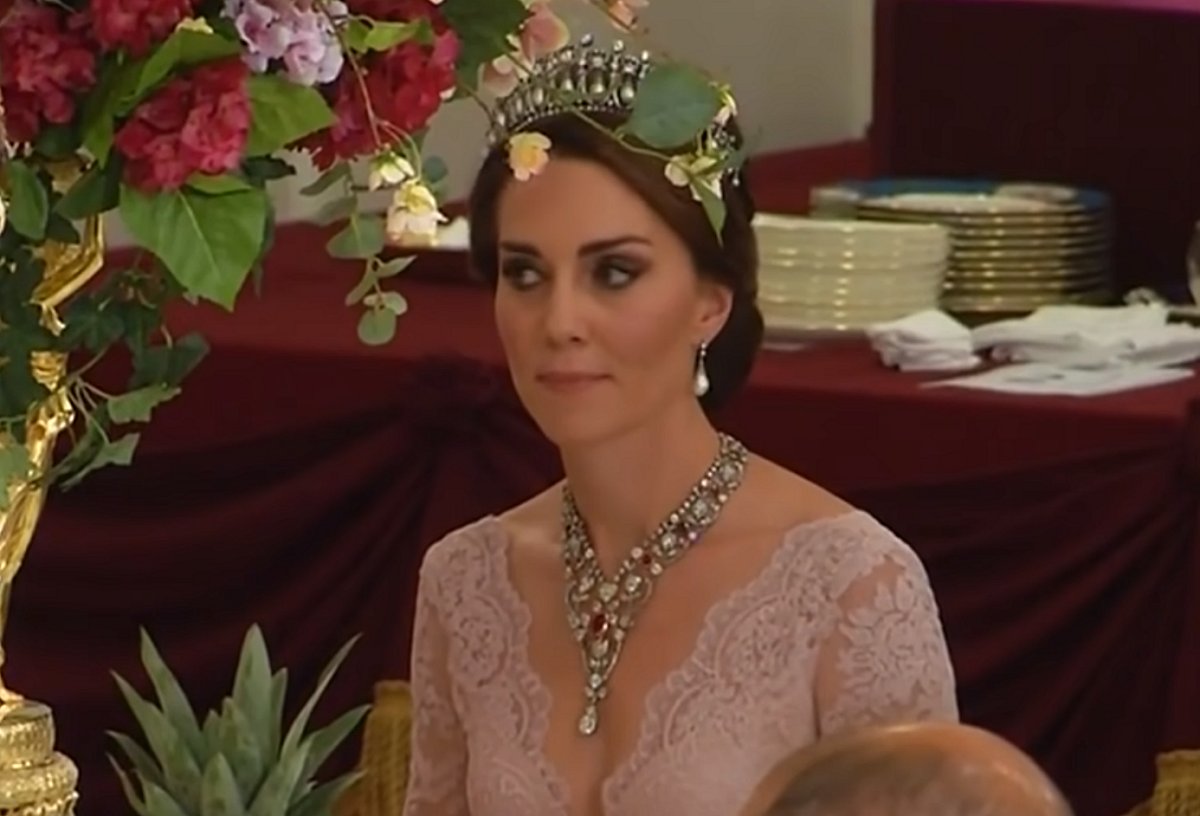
[866,310,981,372]
[970,304,1200,368]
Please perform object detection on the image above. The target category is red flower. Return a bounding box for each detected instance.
[114,59,251,192]
[91,0,196,56]
[303,27,459,168]
[0,1,97,143]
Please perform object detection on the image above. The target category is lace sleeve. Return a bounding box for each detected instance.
[813,539,959,735]
[401,550,469,816]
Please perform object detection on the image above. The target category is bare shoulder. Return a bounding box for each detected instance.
[733,453,857,534]
[495,482,563,554]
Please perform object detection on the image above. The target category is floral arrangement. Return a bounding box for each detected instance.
[0,0,741,497]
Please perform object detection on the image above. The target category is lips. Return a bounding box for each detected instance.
[535,371,609,390]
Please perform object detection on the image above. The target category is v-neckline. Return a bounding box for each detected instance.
[475,510,863,815]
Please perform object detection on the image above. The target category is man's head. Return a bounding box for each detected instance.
[754,723,1071,816]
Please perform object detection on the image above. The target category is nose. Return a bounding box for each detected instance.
[542,275,586,347]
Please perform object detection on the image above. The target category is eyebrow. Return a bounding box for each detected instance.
[498,235,652,257]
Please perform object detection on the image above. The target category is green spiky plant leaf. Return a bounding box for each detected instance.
[110,626,367,816]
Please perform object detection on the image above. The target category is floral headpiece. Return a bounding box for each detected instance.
[484,35,744,235]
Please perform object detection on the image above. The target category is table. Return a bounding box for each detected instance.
[19,222,1200,816]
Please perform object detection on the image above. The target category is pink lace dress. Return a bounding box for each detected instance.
[402,510,958,816]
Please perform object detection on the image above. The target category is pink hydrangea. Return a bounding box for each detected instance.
[223,0,345,86]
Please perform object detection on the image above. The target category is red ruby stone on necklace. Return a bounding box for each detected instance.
[640,552,654,566]
[591,613,608,634]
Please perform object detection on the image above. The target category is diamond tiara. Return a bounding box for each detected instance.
[485,35,740,156]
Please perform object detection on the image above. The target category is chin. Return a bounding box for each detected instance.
[527,409,629,450]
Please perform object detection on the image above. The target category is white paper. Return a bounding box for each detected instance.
[923,363,1193,397]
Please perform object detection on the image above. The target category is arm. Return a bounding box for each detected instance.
[813,542,959,735]
[401,554,470,816]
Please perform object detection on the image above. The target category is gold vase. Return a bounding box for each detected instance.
[0,156,106,813]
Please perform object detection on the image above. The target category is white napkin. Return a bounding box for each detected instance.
[970,304,1200,368]
[866,310,981,372]
[925,362,1194,396]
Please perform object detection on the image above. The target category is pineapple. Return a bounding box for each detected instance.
[109,625,369,816]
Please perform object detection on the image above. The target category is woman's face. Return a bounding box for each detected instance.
[492,157,731,448]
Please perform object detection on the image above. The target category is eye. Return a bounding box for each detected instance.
[499,259,543,291]
[593,258,643,290]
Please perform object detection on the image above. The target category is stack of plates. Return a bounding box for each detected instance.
[846,182,1114,319]
[753,214,950,342]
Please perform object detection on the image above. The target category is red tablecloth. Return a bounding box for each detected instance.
[17,224,1200,816]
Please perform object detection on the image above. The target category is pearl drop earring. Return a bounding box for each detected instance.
[694,341,710,397]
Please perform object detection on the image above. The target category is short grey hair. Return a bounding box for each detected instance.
[764,740,1069,816]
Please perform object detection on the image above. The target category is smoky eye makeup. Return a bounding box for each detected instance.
[498,255,544,289]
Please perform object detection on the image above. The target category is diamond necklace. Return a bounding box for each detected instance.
[560,432,749,736]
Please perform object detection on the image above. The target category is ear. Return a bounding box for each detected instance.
[694,279,733,345]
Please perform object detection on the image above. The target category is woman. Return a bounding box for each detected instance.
[402,42,958,816]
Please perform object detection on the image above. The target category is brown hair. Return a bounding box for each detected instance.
[467,113,763,414]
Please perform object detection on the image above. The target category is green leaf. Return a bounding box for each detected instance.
[290,773,364,816]
[119,184,268,309]
[231,626,275,760]
[109,385,180,424]
[694,180,727,239]
[0,444,32,512]
[56,161,122,220]
[0,332,51,421]
[299,705,369,781]
[422,155,448,186]
[241,157,296,187]
[440,0,529,87]
[130,333,210,390]
[244,75,336,156]
[44,213,82,244]
[62,294,125,354]
[61,433,140,488]
[364,290,407,316]
[327,216,385,260]
[108,730,167,789]
[34,123,81,160]
[267,669,288,761]
[280,635,361,759]
[82,57,142,161]
[247,742,311,816]
[131,30,242,103]
[217,699,267,802]
[200,754,248,816]
[377,256,415,279]
[314,196,357,227]
[624,64,722,149]
[143,778,192,816]
[343,18,428,52]
[109,755,151,816]
[111,672,204,815]
[187,174,253,196]
[137,629,208,768]
[300,164,350,197]
[357,308,396,345]
[7,160,50,240]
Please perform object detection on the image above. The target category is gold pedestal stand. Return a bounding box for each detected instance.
[0,703,78,816]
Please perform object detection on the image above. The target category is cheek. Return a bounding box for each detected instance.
[601,292,695,370]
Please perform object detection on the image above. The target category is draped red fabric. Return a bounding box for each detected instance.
[12,222,1199,816]
[872,0,1200,294]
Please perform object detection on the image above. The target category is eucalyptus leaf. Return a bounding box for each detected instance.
[364,291,407,316]
[119,184,268,309]
[624,64,722,149]
[200,754,248,816]
[138,630,207,764]
[327,217,386,260]
[245,75,336,156]
[7,160,50,240]
[377,256,415,278]
[344,268,378,307]
[356,308,396,346]
[281,635,361,759]
[314,196,357,227]
[108,385,182,425]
